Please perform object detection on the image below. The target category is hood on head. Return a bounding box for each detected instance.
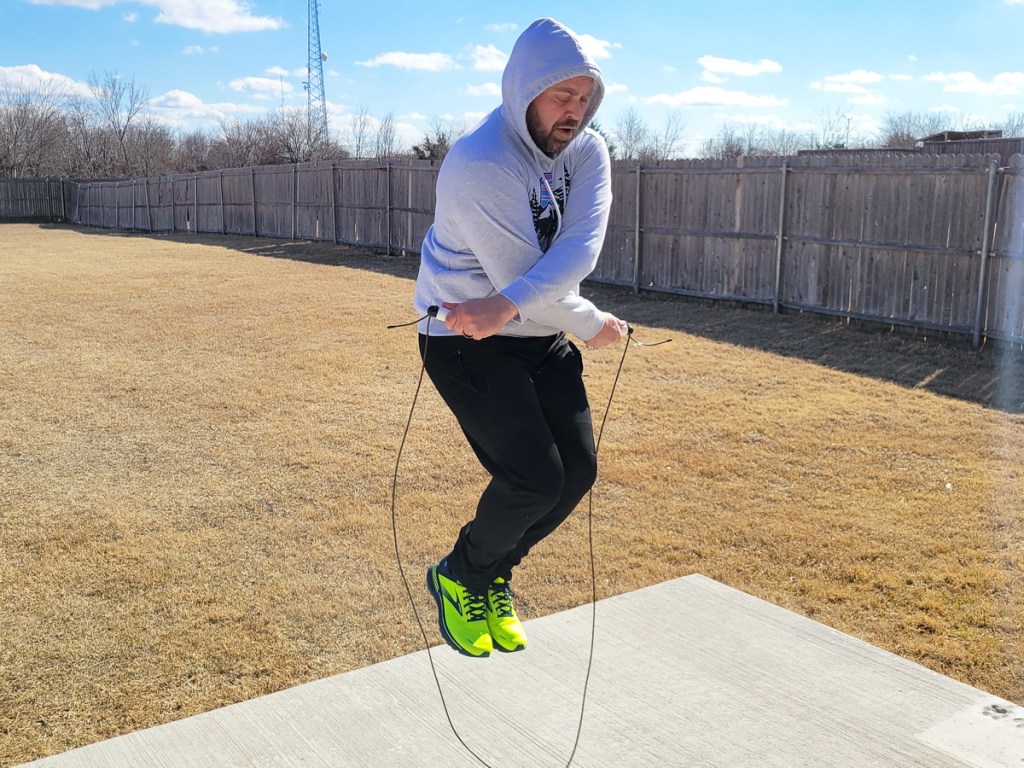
[501,18,605,157]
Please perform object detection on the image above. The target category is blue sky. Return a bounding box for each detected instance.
[3,0,1024,155]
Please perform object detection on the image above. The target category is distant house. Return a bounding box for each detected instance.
[919,130,1024,159]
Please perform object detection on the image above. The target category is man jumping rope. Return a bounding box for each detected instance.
[414,18,628,658]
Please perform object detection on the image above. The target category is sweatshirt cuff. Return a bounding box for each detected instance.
[500,277,541,323]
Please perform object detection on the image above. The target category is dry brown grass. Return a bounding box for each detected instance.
[1,223,1022,766]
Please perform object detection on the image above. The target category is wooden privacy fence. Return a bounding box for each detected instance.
[4,153,1023,346]
[594,153,1024,347]
[67,161,437,258]
[0,178,68,221]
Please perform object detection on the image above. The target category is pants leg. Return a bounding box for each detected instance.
[419,333,596,595]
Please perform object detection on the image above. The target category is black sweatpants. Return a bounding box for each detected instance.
[419,332,597,595]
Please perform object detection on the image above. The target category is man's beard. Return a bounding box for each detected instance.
[526,106,579,157]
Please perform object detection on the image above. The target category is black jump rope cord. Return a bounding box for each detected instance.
[388,307,667,768]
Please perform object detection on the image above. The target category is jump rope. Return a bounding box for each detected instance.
[387,305,669,767]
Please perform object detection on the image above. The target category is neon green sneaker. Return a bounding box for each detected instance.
[426,560,492,658]
[486,578,527,653]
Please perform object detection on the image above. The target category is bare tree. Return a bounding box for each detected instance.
[613,107,650,161]
[127,116,175,176]
[272,108,317,164]
[641,112,686,161]
[700,123,746,159]
[411,116,466,163]
[88,71,149,176]
[760,128,811,157]
[374,110,399,160]
[1001,112,1024,137]
[175,128,212,172]
[210,116,272,169]
[346,105,373,158]
[877,111,947,149]
[0,83,66,177]
[811,106,853,150]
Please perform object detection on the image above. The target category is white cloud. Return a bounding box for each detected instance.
[908,54,918,62]
[0,64,91,97]
[850,93,886,106]
[357,51,456,71]
[924,70,1024,95]
[577,34,621,61]
[811,70,887,104]
[265,66,290,77]
[229,76,293,96]
[647,86,787,108]
[485,22,517,32]
[470,44,507,72]
[28,0,283,33]
[698,55,782,82]
[183,44,204,55]
[26,0,116,8]
[605,82,628,95]
[821,69,884,84]
[150,0,283,33]
[465,82,500,97]
[123,11,138,21]
[890,74,913,82]
[148,88,264,127]
[811,81,870,94]
[663,65,678,74]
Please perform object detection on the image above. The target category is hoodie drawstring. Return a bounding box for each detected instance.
[541,173,563,243]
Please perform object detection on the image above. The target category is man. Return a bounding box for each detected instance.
[413,17,628,658]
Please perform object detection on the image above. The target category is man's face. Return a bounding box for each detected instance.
[526,75,594,157]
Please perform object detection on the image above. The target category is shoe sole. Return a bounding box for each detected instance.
[493,640,525,653]
[426,566,490,659]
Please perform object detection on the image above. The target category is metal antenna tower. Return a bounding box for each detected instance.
[305,0,329,142]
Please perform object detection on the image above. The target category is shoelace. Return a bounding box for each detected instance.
[488,584,515,618]
[464,590,489,622]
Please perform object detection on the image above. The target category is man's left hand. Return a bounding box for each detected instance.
[443,295,519,339]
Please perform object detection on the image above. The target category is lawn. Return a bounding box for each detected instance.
[1,223,1021,766]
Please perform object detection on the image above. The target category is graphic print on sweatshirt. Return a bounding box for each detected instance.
[530,167,571,252]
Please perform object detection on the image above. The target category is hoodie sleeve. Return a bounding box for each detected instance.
[438,130,611,340]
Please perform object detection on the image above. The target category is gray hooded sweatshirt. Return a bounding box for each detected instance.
[413,17,612,341]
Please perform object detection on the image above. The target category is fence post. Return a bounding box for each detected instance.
[250,168,258,236]
[633,163,642,293]
[329,162,337,244]
[972,156,1000,349]
[773,160,790,314]
[219,170,226,234]
[291,165,297,240]
[387,162,393,256]
[193,174,199,234]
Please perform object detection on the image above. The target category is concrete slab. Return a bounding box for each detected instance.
[17,574,1024,768]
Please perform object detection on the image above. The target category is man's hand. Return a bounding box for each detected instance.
[584,313,629,349]
[443,295,519,340]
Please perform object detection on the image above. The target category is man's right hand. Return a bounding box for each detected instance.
[585,313,629,349]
